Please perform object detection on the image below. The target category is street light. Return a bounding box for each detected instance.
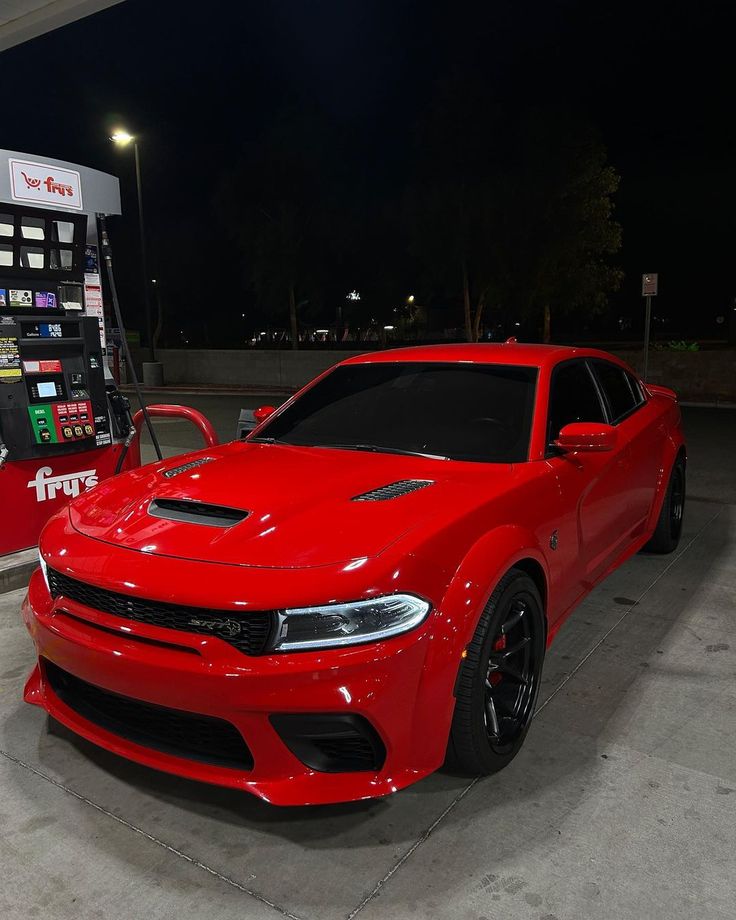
[110,127,154,360]
[110,130,133,146]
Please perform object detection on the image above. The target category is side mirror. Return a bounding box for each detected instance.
[254,405,276,423]
[554,422,616,453]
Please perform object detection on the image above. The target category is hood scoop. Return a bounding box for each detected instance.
[352,479,434,502]
[148,498,249,528]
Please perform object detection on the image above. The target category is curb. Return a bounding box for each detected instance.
[0,547,36,595]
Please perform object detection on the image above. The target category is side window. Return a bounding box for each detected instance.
[593,361,640,423]
[627,372,645,406]
[547,361,606,443]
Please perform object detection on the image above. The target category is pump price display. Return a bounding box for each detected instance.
[21,322,70,339]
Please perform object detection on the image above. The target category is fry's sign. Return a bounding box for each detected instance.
[27,466,98,502]
[9,159,83,210]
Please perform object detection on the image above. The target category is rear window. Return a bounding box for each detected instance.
[254,361,538,462]
[592,361,643,422]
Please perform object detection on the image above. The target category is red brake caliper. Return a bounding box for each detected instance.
[489,634,506,685]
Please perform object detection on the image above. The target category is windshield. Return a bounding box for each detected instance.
[253,361,538,463]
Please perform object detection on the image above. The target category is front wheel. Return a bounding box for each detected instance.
[448,568,546,775]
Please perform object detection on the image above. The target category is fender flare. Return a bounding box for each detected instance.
[408,525,549,768]
[438,524,549,649]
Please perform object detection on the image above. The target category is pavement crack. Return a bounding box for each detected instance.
[345,775,481,920]
[0,747,307,920]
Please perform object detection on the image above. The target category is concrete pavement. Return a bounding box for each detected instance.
[1,403,734,920]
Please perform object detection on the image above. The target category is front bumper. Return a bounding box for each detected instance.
[22,568,444,805]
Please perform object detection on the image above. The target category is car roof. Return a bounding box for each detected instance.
[339,342,627,370]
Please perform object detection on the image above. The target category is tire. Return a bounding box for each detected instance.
[643,457,686,554]
[448,568,546,775]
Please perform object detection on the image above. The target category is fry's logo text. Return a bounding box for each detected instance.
[10,159,83,209]
[21,170,75,197]
[27,467,99,502]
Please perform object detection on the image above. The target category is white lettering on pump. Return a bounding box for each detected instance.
[27,467,99,503]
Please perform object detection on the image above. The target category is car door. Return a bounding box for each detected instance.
[590,360,661,535]
[546,359,633,592]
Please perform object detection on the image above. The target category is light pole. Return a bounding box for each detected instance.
[110,129,154,360]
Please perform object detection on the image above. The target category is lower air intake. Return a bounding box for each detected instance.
[44,660,253,770]
[270,713,386,772]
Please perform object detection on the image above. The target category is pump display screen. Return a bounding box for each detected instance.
[26,373,66,404]
[37,381,57,398]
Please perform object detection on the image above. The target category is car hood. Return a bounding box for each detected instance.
[69,441,513,568]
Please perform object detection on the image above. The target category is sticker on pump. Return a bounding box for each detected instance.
[22,359,62,374]
[35,292,58,309]
[0,335,21,380]
[9,290,32,307]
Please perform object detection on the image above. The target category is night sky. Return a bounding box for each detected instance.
[0,0,733,341]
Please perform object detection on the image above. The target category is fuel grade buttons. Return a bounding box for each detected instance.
[27,405,59,445]
[51,400,94,440]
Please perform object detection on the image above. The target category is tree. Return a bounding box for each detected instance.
[407,74,505,342]
[409,75,622,342]
[498,110,623,341]
[221,109,338,348]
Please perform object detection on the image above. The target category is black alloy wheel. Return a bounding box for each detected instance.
[643,457,686,554]
[449,568,546,775]
[669,463,685,542]
[483,596,538,754]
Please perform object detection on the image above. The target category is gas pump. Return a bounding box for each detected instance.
[0,150,133,555]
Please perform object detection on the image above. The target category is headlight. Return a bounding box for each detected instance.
[271,593,431,652]
[38,549,50,592]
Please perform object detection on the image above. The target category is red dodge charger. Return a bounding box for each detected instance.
[22,344,686,805]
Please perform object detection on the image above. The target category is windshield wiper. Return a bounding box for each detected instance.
[311,443,450,461]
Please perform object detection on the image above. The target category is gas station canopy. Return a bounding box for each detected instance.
[0,0,124,52]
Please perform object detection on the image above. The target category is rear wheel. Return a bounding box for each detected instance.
[643,457,685,554]
[448,568,545,775]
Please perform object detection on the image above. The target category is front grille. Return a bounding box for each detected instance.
[47,569,273,655]
[352,479,434,502]
[44,660,253,770]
